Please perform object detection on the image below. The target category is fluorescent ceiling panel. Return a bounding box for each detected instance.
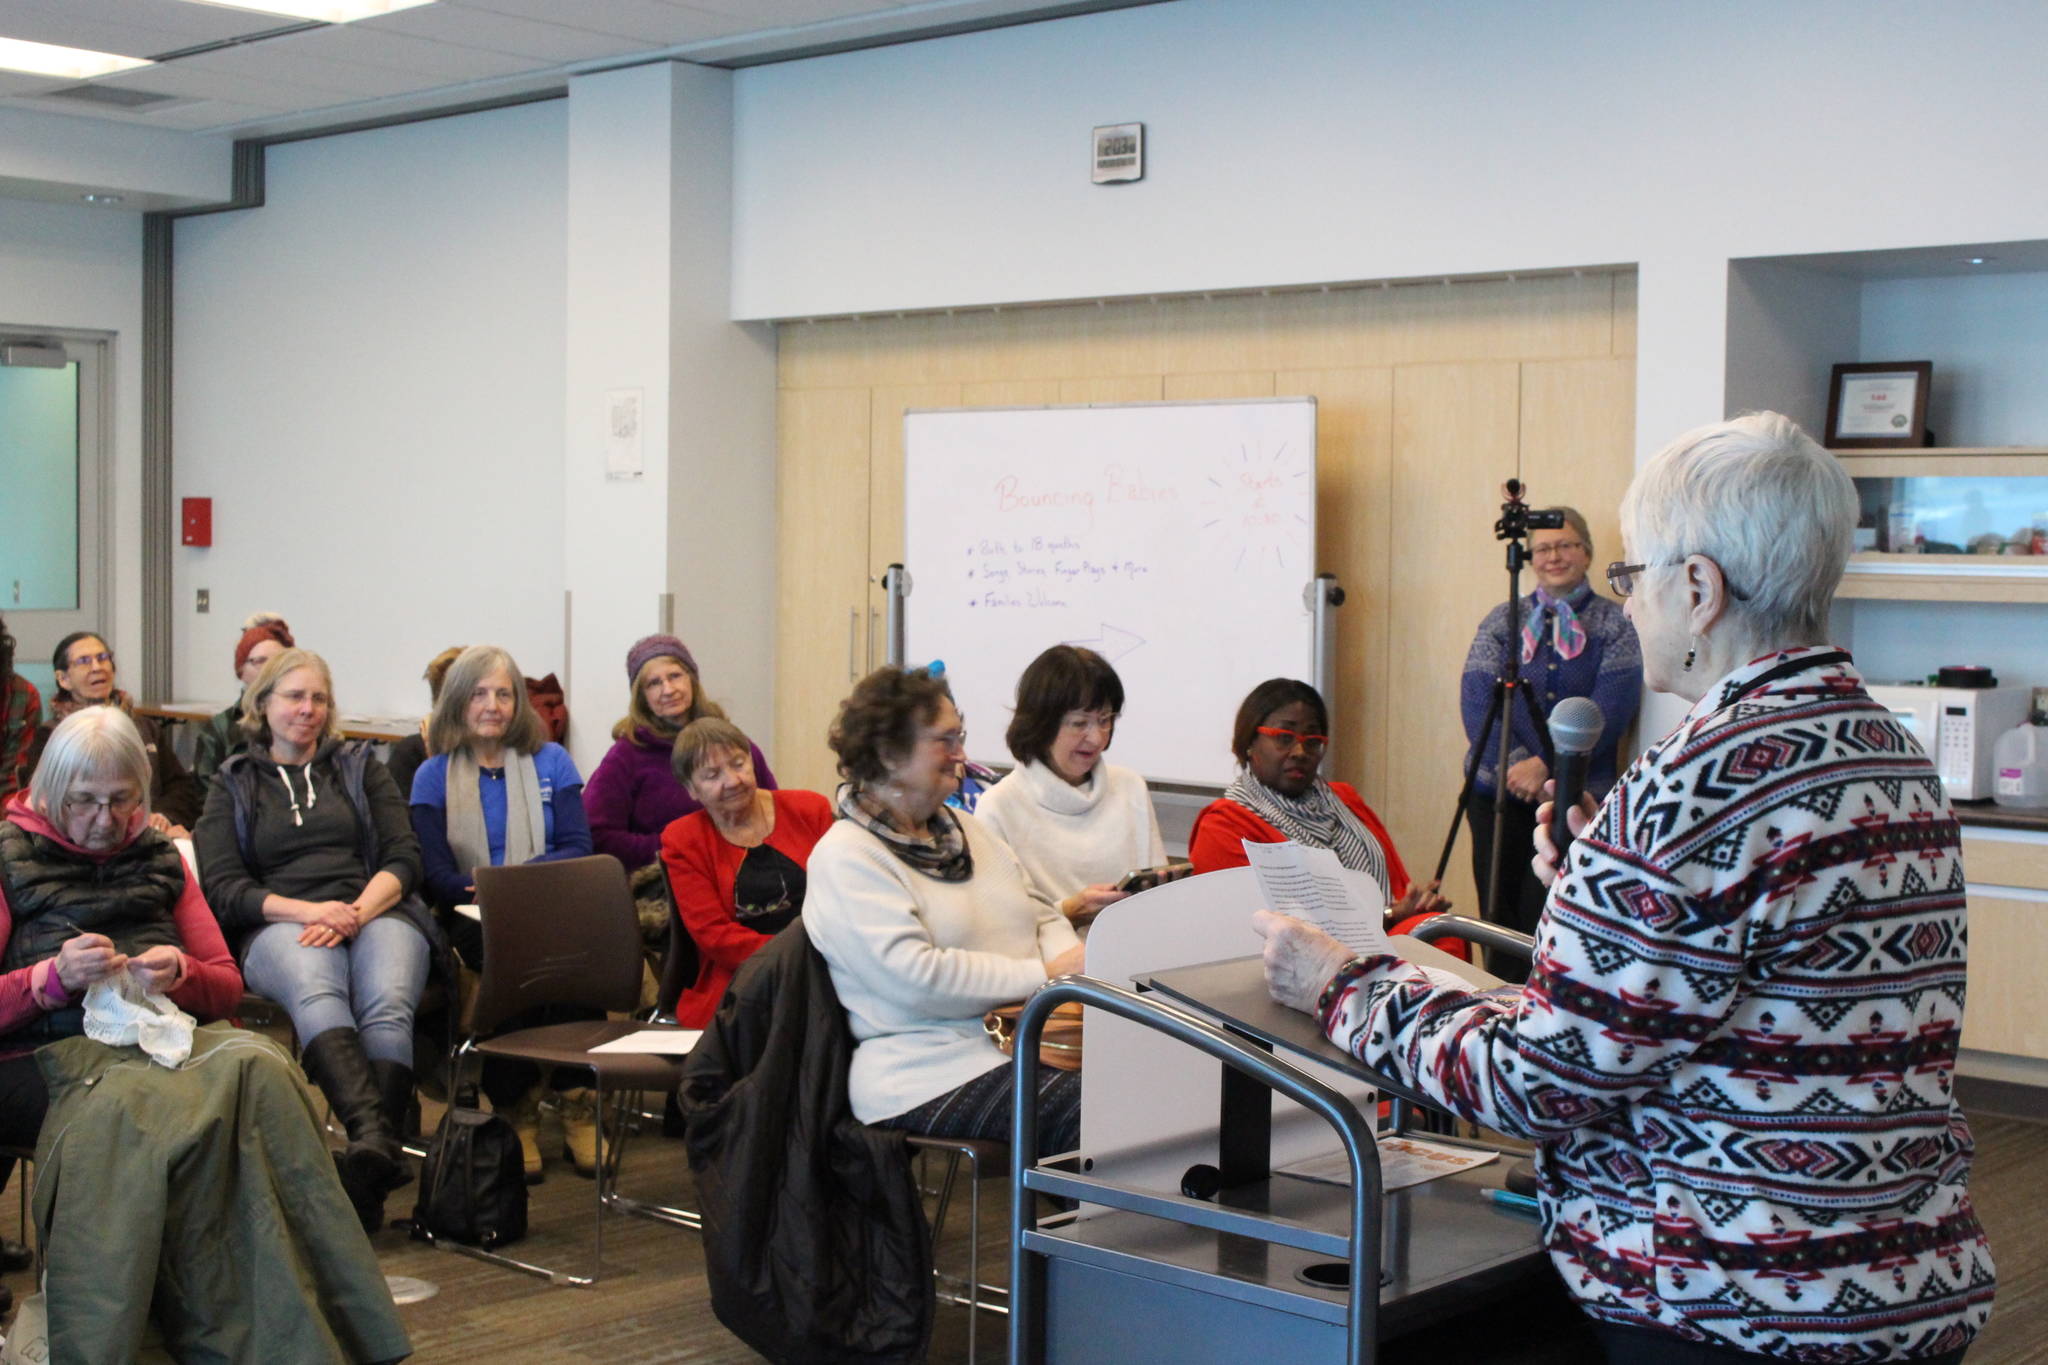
[0,37,153,79]
[176,0,438,22]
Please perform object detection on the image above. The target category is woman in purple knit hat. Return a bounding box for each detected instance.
[583,634,777,883]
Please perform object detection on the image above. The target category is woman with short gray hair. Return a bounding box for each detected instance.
[0,707,243,1218]
[1260,413,1993,1362]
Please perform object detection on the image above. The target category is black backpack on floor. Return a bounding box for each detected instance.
[409,1103,528,1249]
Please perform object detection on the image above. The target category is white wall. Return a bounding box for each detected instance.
[0,197,144,690]
[1862,272,2048,447]
[0,107,229,210]
[732,0,2048,464]
[172,100,568,718]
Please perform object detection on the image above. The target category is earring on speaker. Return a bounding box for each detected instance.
[1683,639,1698,672]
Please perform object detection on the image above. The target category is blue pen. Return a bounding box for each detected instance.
[1483,1188,1542,1217]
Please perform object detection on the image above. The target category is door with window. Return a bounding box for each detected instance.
[0,330,109,711]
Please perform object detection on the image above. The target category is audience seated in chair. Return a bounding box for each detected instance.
[32,631,201,836]
[4,706,408,1362]
[191,615,293,799]
[659,717,831,1028]
[409,644,596,1181]
[194,647,438,1232]
[803,666,1085,1156]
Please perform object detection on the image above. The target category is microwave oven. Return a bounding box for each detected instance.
[1863,683,2032,802]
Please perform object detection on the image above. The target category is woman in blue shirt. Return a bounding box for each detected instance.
[409,644,595,1179]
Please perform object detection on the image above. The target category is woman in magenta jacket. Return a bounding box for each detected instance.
[584,635,777,873]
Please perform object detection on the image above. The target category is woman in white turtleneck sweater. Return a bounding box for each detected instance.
[975,646,1165,922]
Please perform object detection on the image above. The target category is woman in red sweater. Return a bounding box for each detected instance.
[659,718,833,1027]
[1190,678,1454,939]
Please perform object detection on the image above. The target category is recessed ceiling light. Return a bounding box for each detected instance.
[0,38,152,80]
[177,0,437,21]
[1965,256,1994,266]
[80,193,126,205]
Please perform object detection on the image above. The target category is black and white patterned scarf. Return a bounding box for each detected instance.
[1222,770,1391,901]
[835,782,974,883]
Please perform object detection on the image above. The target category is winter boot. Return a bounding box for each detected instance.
[558,1087,603,1178]
[300,1027,401,1233]
[370,1059,418,1191]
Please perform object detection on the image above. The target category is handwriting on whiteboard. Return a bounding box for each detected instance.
[964,533,1151,611]
[992,467,1179,531]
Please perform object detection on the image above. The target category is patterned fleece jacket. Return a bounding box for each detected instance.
[1319,646,1994,1361]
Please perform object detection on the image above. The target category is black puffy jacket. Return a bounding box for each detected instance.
[679,921,932,1364]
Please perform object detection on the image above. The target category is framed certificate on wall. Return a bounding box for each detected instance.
[1826,361,1932,448]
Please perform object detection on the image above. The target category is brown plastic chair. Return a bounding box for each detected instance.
[430,855,694,1286]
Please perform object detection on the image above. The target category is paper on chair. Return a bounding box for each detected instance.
[587,1029,702,1055]
[1243,839,1392,957]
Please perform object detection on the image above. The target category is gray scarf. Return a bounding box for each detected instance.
[1223,770,1391,901]
[834,782,973,882]
[447,749,544,875]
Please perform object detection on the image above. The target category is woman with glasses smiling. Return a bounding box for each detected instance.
[1191,678,1453,935]
[805,666,1086,1154]
[1458,507,1640,957]
[974,645,1165,923]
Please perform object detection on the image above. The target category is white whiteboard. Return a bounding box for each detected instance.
[904,399,1316,788]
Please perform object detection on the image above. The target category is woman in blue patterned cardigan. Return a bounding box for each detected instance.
[1260,413,1992,1364]
[1460,506,1641,961]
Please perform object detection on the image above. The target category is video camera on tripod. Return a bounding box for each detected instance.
[1434,481,1599,965]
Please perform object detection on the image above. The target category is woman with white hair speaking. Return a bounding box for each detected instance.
[1256,413,1993,1363]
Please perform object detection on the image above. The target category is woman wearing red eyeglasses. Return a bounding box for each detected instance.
[1189,678,1452,936]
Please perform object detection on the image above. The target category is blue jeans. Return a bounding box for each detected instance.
[242,913,429,1067]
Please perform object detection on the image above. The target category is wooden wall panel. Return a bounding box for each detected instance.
[959,378,1062,406]
[775,386,873,793]
[1519,356,1637,579]
[867,382,962,580]
[1162,372,1278,401]
[1059,375,1163,403]
[1276,367,1395,808]
[1962,895,2048,1059]
[773,271,1638,892]
[1386,362,1523,916]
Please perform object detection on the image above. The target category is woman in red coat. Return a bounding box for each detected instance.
[659,718,833,1027]
[1190,678,1454,938]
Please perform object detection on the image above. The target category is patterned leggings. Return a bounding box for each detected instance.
[877,1062,1081,1158]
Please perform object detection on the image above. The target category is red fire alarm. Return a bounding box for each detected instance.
[181,497,212,547]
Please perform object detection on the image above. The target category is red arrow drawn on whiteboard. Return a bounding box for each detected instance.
[1064,624,1146,663]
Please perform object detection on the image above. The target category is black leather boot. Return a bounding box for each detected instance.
[371,1059,417,1191]
[301,1027,401,1233]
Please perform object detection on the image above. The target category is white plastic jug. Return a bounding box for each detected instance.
[1992,721,2048,809]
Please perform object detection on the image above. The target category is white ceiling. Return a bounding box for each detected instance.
[0,0,1158,138]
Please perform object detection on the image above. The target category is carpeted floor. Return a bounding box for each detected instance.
[3,1102,2042,1362]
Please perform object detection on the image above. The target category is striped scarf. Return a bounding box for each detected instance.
[1222,771,1391,902]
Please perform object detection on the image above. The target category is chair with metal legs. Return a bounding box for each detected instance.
[906,1133,1010,1364]
[420,855,693,1286]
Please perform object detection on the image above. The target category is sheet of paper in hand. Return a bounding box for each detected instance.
[1242,839,1391,957]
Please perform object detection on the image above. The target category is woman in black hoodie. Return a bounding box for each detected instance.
[195,647,436,1233]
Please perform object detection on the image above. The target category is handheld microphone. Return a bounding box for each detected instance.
[1546,697,1605,861]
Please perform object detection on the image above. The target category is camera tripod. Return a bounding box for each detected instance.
[1432,480,1563,923]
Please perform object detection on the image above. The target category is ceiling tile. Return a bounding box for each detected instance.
[453,0,737,46]
[176,41,456,99]
[276,23,548,81]
[0,0,283,51]
[94,58,354,111]
[677,0,914,28]
[0,71,63,99]
[367,3,664,62]
[123,97,293,131]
